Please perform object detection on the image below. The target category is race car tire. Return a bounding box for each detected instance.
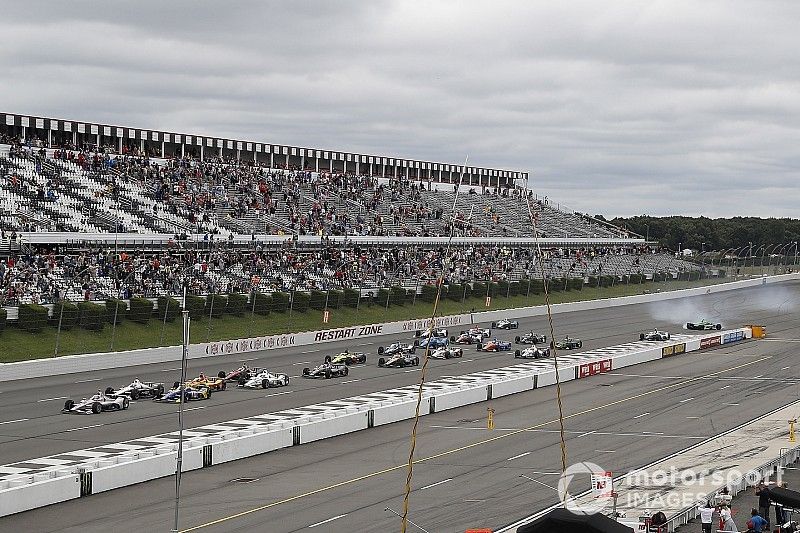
[64,399,75,411]
[303,368,310,375]
[104,386,115,395]
[131,389,141,401]
[716,324,722,330]
[410,346,416,353]
[444,351,451,359]
[217,371,226,379]
[414,357,420,366]
[686,323,693,329]
[221,381,226,390]
[640,333,646,340]
[666,333,671,340]
[378,346,384,354]
[324,355,332,363]
[173,381,181,389]
[378,357,385,367]
[360,355,366,363]
[325,370,332,379]
[515,336,521,343]
[578,341,583,348]
[400,359,406,368]
[491,322,497,328]
[156,385,164,396]
[122,398,129,410]
[344,359,351,366]
[91,402,102,414]
[342,366,349,376]
[515,350,521,357]
[413,339,420,347]
[239,377,247,386]
[262,379,269,389]
[512,323,518,329]
[415,330,421,337]
[450,336,456,342]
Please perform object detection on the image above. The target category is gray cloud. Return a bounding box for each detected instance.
[1,0,798,217]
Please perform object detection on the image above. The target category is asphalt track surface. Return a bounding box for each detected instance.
[2,282,799,531]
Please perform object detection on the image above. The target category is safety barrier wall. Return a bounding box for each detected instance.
[1,274,794,383]
[0,327,754,517]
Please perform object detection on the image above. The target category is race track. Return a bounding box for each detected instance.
[1,282,798,531]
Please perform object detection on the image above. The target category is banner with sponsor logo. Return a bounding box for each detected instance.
[661,343,687,357]
[700,335,721,349]
[723,330,745,344]
[578,359,612,378]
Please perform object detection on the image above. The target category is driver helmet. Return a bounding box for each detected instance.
[198,372,206,380]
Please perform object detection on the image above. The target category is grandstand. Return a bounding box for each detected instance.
[0,112,707,308]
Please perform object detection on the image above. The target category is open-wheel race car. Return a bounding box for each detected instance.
[428,347,464,359]
[553,336,583,350]
[451,331,485,344]
[477,338,513,352]
[686,319,722,331]
[414,327,448,338]
[492,318,519,329]
[154,384,212,403]
[325,350,367,365]
[218,364,262,382]
[415,336,449,349]
[515,331,548,345]
[186,373,227,391]
[639,329,671,341]
[104,379,165,400]
[378,352,420,368]
[302,362,350,379]
[515,346,551,359]
[377,342,416,355]
[62,391,130,414]
[238,370,289,389]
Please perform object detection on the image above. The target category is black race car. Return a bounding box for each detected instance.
[553,336,582,350]
[515,331,548,344]
[377,342,416,355]
[302,362,350,379]
[686,319,722,331]
[378,353,420,368]
[105,379,165,400]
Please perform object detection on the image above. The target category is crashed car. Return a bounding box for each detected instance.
[218,364,262,382]
[154,384,212,403]
[186,373,227,391]
[238,370,290,389]
[302,362,349,379]
[428,347,464,359]
[62,391,130,414]
[414,327,448,338]
[104,379,165,400]
[415,336,449,349]
[686,319,722,331]
[553,336,583,350]
[451,331,485,344]
[477,338,513,352]
[377,342,416,355]
[325,350,367,365]
[515,331,548,345]
[492,318,519,329]
[639,329,671,341]
[378,353,420,368]
[515,346,551,359]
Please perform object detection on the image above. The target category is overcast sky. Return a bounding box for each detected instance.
[1,1,798,218]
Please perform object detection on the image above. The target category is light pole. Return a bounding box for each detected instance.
[173,285,190,533]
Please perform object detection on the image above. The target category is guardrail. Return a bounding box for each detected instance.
[1,273,795,383]
[0,328,751,517]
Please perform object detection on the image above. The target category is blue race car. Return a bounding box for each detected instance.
[477,338,513,352]
[154,384,212,403]
[415,336,449,349]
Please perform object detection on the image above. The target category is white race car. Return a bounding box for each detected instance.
[428,347,464,359]
[377,342,416,355]
[62,391,129,414]
[639,329,671,341]
[105,379,165,400]
[415,327,448,338]
[514,346,551,359]
[492,318,519,329]
[238,370,290,389]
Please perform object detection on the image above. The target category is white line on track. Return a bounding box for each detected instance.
[404,368,420,373]
[633,412,650,419]
[308,514,347,528]
[642,431,664,435]
[782,367,791,371]
[0,418,28,425]
[293,361,311,365]
[428,425,703,439]
[239,357,258,362]
[38,396,68,402]
[576,430,597,438]
[723,402,740,406]
[686,416,701,419]
[679,397,695,403]
[74,378,101,383]
[720,385,731,389]
[265,391,292,398]
[183,406,206,412]
[340,379,360,385]
[507,452,531,461]
[752,374,763,379]
[66,424,103,432]
[420,478,452,490]
[300,349,320,354]
[161,368,182,372]
[595,450,617,453]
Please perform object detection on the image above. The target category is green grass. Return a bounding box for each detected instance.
[0,277,732,363]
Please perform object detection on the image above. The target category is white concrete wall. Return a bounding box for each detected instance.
[300,410,369,443]
[433,386,487,412]
[213,428,294,464]
[491,376,535,398]
[0,474,79,516]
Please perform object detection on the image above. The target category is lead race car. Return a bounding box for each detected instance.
[415,335,449,349]
[186,373,227,391]
[378,352,420,368]
[238,370,289,389]
[302,362,349,379]
[492,318,519,329]
[377,342,416,355]
[639,329,671,341]
[451,331,485,344]
[515,331,548,345]
[553,336,582,350]
[154,384,212,403]
[477,338,513,352]
[515,345,551,359]
[218,364,262,382]
[62,390,129,414]
[104,379,165,400]
[324,350,367,365]
[414,326,448,338]
[686,319,722,331]
[428,347,464,359]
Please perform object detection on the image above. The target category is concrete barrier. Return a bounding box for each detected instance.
[433,386,488,412]
[213,428,294,465]
[1,274,794,383]
[0,474,79,517]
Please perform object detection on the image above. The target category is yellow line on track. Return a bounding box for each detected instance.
[180,356,768,532]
